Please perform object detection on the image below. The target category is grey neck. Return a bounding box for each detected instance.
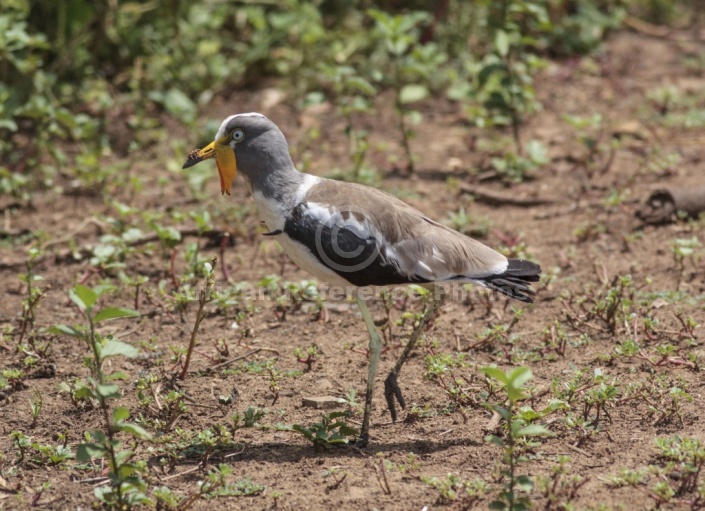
[237,130,304,206]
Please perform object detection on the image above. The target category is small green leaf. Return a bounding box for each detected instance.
[113,406,130,422]
[517,424,554,437]
[495,29,510,57]
[405,110,423,125]
[399,84,429,104]
[74,386,94,400]
[76,442,106,461]
[151,88,197,123]
[485,434,505,447]
[508,367,532,388]
[70,285,97,311]
[106,371,130,381]
[482,366,508,384]
[495,406,511,422]
[49,324,84,339]
[101,339,139,359]
[0,119,18,131]
[516,474,534,491]
[116,422,153,441]
[94,307,139,323]
[346,76,376,96]
[96,383,120,399]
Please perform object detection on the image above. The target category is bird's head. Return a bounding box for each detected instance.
[182,113,289,195]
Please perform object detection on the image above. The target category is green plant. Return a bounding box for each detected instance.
[28,388,43,427]
[50,284,150,509]
[279,280,325,320]
[232,407,266,429]
[482,366,554,511]
[539,321,569,358]
[0,3,98,194]
[564,113,620,181]
[17,247,45,343]
[294,345,318,372]
[624,375,693,426]
[672,237,701,290]
[173,465,264,509]
[444,206,492,238]
[536,456,588,510]
[316,64,377,181]
[57,378,94,409]
[11,432,74,466]
[135,386,190,433]
[472,1,548,153]
[422,473,491,505]
[604,466,649,488]
[0,368,27,393]
[368,9,446,172]
[342,388,360,414]
[424,352,478,422]
[654,436,705,496]
[291,411,358,450]
[543,2,624,56]
[582,377,619,427]
[615,338,698,371]
[562,274,636,335]
[490,139,548,184]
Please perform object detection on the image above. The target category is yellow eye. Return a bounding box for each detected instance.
[232,129,245,142]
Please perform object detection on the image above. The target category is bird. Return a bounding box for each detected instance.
[182,112,541,446]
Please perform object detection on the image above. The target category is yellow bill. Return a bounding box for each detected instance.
[182,136,237,195]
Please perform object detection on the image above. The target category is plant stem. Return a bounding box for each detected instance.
[395,90,415,173]
[504,51,522,155]
[179,259,216,379]
[179,293,208,379]
[87,314,101,379]
[87,312,124,507]
[393,55,415,173]
[101,398,124,506]
[507,399,516,510]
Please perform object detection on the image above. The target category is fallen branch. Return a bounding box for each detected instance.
[623,15,705,41]
[636,186,705,225]
[458,183,555,207]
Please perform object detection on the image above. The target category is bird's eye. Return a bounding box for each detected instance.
[231,129,245,142]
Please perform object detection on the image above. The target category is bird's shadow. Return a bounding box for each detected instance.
[227,435,483,464]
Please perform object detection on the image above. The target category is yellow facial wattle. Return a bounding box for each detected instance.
[214,138,237,195]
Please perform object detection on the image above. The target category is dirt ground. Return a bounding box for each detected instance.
[1,31,704,510]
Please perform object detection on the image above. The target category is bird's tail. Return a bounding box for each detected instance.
[476,259,541,303]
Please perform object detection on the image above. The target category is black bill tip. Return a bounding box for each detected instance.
[182,150,203,169]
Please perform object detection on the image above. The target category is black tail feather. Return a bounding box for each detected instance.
[480,259,541,303]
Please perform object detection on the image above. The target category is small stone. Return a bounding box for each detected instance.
[301,396,344,409]
[313,378,334,393]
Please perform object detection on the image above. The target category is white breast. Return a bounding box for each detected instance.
[252,175,351,286]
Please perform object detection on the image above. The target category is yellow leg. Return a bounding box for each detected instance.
[356,296,382,447]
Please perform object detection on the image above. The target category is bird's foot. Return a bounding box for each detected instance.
[384,372,406,422]
[352,432,369,448]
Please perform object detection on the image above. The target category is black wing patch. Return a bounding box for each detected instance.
[283,203,429,287]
